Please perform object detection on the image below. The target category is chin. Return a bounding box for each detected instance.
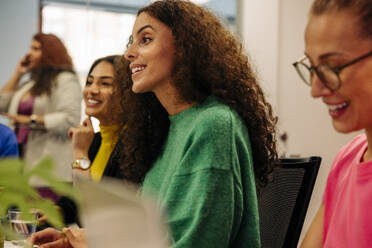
[85,110,97,117]
[332,121,358,134]
[131,85,146,94]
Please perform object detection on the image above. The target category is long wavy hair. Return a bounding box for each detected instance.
[116,0,278,186]
[311,0,372,38]
[30,33,75,96]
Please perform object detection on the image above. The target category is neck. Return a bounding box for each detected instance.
[99,118,119,127]
[153,82,196,116]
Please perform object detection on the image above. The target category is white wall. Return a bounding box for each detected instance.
[0,0,39,124]
[241,0,358,244]
[0,0,39,85]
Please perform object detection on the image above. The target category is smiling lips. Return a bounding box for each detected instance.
[86,98,101,106]
[326,101,350,117]
[131,65,146,76]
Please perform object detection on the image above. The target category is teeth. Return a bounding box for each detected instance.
[328,102,348,111]
[132,66,145,74]
[87,99,100,104]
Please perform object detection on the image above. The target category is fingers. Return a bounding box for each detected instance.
[68,127,75,139]
[69,117,93,138]
[82,117,93,129]
[29,228,63,245]
[62,228,74,239]
[63,228,86,248]
[39,238,70,248]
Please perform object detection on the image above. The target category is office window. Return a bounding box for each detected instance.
[42,5,135,82]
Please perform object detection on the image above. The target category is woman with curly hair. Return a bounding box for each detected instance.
[29,1,278,247]
[0,33,81,200]
[119,1,278,247]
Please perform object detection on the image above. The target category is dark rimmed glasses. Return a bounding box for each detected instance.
[293,50,372,91]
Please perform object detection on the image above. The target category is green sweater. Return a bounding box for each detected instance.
[142,96,260,248]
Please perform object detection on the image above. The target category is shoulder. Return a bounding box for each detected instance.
[54,71,79,85]
[328,134,366,178]
[52,71,81,94]
[190,99,248,146]
[193,98,243,133]
[332,134,366,167]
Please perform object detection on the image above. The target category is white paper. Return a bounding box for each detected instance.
[75,178,169,248]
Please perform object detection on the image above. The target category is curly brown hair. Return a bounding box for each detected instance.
[114,54,169,183]
[30,33,75,96]
[116,0,278,185]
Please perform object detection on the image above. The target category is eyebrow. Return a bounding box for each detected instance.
[305,51,345,61]
[88,75,113,80]
[136,25,154,35]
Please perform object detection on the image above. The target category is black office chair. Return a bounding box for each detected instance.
[258,156,321,248]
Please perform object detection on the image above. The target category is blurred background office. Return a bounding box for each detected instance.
[0,0,359,244]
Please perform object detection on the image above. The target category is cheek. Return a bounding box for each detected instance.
[103,91,114,104]
[159,52,175,76]
[35,52,42,62]
[82,89,89,102]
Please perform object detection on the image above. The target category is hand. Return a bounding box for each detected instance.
[1,112,31,125]
[16,55,32,76]
[62,228,87,248]
[68,117,94,160]
[28,227,71,248]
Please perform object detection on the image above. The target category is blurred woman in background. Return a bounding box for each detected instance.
[0,33,81,201]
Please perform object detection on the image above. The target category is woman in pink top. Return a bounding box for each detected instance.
[292,0,372,247]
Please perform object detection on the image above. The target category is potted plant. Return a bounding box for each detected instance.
[0,157,78,248]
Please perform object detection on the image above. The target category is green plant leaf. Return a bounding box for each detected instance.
[32,201,63,228]
[0,193,33,215]
[0,157,79,237]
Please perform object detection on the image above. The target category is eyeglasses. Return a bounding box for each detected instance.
[293,50,372,91]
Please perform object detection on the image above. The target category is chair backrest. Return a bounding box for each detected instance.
[258,156,321,248]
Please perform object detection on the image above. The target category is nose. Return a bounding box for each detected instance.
[310,74,332,98]
[124,44,137,62]
[87,82,100,94]
[26,49,32,57]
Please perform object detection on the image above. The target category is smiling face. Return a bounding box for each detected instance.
[83,61,116,125]
[305,10,372,133]
[27,39,42,69]
[124,12,176,95]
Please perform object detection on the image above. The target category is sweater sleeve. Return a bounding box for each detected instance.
[43,72,82,135]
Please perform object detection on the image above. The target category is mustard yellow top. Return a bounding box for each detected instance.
[90,124,120,182]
